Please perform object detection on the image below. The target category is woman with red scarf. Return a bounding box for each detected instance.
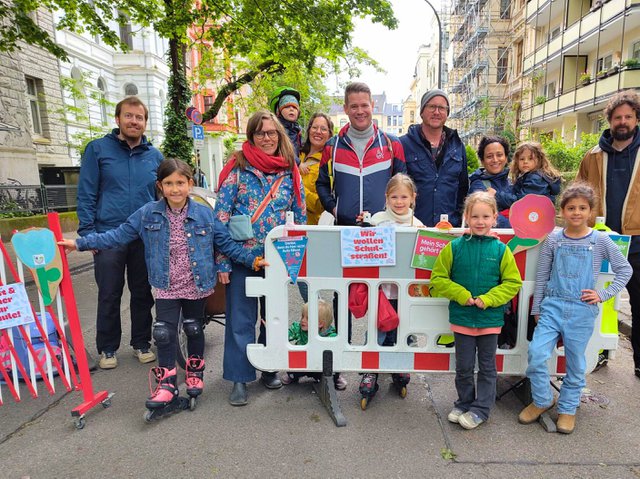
[215,110,306,406]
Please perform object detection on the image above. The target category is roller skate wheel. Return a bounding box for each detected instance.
[360,397,368,410]
[399,386,407,398]
[189,397,197,411]
[143,410,154,423]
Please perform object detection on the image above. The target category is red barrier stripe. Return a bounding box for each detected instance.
[495,354,504,372]
[287,230,308,278]
[414,269,431,279]
[288,350,307,369]
[0,357,20,402]
[556,356,566,374]
[414,352,450,370]
[362,351,379,369]
[343,267,379,279]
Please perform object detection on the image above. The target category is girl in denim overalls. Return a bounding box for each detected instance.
[519,182,632,434]
[60,159,266,419]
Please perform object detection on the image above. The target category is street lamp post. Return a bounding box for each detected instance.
[423,0,443,89]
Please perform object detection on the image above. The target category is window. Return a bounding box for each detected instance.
[25,76,43,136]
[124,83,138,96]
[409,111,415,123]
[500,0,511,19]
[497,48,509,84]
[204,95,214,122]
[118,13,134,49]
[596,54,613,73]
[515,41,523,76]
[387,116,392,126]
[632,40,640,60]
[97,78,108,125]
[544,81,557,98]
[548,26,561,42]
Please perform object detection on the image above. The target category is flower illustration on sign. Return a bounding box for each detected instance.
[508,195,556,254]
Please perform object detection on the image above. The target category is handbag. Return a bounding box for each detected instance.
[228,176,285,241]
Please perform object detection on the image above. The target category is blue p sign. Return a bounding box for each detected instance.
[192,125,205,140]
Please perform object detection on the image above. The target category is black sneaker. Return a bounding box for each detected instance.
[593,352,608,372]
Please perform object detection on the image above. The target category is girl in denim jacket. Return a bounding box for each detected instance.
[60,158,266,419]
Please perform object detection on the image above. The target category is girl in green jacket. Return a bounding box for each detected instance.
[430,192,522,430]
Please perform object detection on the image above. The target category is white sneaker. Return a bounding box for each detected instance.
[447,407,464,424]
[458,411,485,430]
[133,348,156,364]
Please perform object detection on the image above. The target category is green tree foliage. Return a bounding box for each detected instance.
[540,132,600,173]
[466,144,479,175]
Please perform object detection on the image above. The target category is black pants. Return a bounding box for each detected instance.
[626,252,640,368]
[93,239,154,354]
[154,298,206,368]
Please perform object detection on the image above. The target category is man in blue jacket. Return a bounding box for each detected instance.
[401,89,468,226]
[316,82,406,226]
[77,96,163,369]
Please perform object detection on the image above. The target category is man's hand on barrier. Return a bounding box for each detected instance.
[57,239,77,254]
[218,272,230,284]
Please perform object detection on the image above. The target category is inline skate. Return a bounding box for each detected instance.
[391,373,410,398]
[359,372,379,410]
[144,367,188,422]
[185,356,205,410]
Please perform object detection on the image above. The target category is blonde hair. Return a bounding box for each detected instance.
[464,191,498,218]
[301,300,334,330]
[385,173,418,208]
[510,141,560,182]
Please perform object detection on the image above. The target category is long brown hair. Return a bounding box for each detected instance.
[233,110,295,169]
[510,141,560,182]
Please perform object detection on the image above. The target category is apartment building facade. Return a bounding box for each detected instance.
[521,0,640,141]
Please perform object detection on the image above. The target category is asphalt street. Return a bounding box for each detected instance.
[0,249,639,479]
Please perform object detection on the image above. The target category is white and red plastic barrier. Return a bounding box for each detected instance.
[0,213,110,429]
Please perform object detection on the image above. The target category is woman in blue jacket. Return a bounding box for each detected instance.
[215,110,306,406]
[468,136,512,227]
[60,159,263,419]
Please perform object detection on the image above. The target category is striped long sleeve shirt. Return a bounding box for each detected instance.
[531,229,632,315]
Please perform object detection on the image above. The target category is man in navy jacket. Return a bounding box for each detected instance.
[401,89,468,226]
[77,96,163,369]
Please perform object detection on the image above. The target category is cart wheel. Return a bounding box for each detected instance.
[190,397,197,411]
[101,398,112,408]
[143,410,154,423]
[399,386,407,399]
[360,397,368,410]
[74,416,86,430]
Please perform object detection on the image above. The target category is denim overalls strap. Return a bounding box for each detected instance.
[545,232,597,301]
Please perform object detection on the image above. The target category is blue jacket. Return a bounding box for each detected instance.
[469,167,512,227]
[214,164,307,272]
[496,170,561,208]
[76,198,255,292]
[77,129,163,236]
[400,125,468,227]
[316,123,406,225]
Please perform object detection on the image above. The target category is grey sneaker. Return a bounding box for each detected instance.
[447,407,465,424]
[458,411,485,430]
[99,351,117,369]
[133,347,156,364]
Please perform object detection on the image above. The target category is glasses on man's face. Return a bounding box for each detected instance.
[254,130,279,140]
[310,126,330,133]
[425,104,448,114]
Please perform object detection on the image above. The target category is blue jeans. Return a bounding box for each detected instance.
[93,239,154,354]
[526,298,597,414]
[453,332,498,421]
[223,263,265,383]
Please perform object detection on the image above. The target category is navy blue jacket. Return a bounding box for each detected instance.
[496,170,561,208]
[316,123,406,225]
[469,167,512,227]
[77,129,163,236]
[400,125,468,226]
[76,198,255,292]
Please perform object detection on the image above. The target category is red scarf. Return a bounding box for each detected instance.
[217,141,302,206]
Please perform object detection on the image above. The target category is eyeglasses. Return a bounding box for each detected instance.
[310,126,330,133]
[425,105,448,114]
[255,130,279,140]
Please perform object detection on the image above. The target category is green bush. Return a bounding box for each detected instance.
[466,145,479,175]
[541,132,599,173]
[0,212,78,241]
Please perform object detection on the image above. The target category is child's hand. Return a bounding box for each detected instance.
[217,271,230,284]
[581,289,601,304]
[57,239,77,253]
[465,297,475,306]
[355,211,370,224]
[534,315,539,323]
[486,187,496,197]
[474,297,486,309]
[256,259,270,268]
[299,163,310,175]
